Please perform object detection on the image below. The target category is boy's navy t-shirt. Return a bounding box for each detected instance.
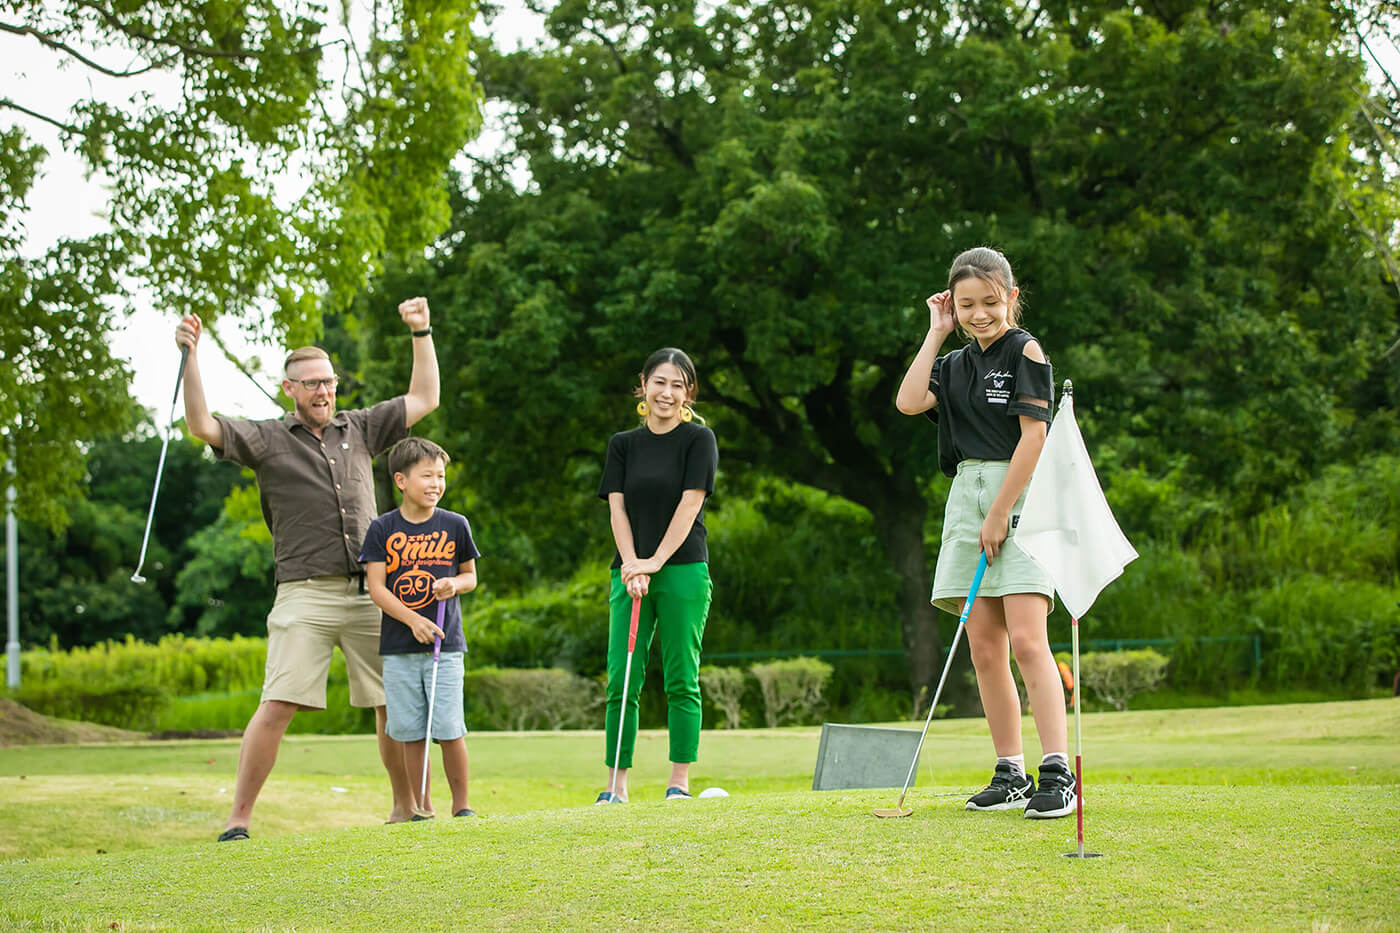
[359,508,480,655]
[597,422,718,569]
[927,328,1053,478]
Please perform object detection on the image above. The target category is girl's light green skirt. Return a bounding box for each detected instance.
[931,459,1055,615]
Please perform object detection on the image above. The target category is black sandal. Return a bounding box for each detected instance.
[216,827,250,842]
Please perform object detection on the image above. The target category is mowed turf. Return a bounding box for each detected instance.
[1,700,1397,931]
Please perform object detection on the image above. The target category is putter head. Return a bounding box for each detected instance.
[872,807,913,819]
[130,573,147,584]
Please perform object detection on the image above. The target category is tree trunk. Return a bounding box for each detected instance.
[868,479,943,714]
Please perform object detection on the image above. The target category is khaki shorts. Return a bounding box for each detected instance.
[262,576,385,710]
[931,459,1055,616]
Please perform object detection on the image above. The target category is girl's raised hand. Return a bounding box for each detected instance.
[927,291,954,336]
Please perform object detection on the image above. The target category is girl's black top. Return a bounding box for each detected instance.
[927,328,1053,477]
[597,421,718,568]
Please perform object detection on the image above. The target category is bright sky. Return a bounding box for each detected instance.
[7,2,543,423]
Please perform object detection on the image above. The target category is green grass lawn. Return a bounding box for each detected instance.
[1,699,1397,930]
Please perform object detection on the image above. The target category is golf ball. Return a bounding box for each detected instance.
[697,787,729,799]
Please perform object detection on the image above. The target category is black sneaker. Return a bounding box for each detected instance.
[964,763,1035,811]
[1024,760,1076,819]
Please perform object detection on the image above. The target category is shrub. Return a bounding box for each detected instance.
[14,634,267,696]
[1077,649,1170,711]
[1247,577,1400,691]
[699,665,747,729]
[15,679,171,731]
[749,657,834,727]
[465,667,603,731]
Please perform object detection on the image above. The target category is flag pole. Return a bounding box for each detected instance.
[1058,380,1101,859]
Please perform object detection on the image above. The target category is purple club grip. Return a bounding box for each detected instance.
[433,598,445,660]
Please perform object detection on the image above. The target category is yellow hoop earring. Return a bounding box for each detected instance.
[680,405,694,423]
[636,400,649,417]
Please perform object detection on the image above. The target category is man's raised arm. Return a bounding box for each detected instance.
[398,296,440,427]
[174,314,224,450]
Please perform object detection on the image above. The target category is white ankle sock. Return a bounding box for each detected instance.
[997,754,1025,776]
[1042,752,1069,770]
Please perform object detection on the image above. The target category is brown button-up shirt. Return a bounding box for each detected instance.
[213,397,408,583]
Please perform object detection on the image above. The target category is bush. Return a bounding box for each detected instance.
[699,665,747,729]
[15,679,171,731]
[1077,649,1170,711]
[1247,577,1400,692]
[15,634,267,696]
[749,657,834,727]
[465,666,603,731]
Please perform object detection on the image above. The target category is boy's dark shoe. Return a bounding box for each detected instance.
[1024,761,1077,819]
[216,827,250,842]
[453,808,477,817]
[964,763,1035,811]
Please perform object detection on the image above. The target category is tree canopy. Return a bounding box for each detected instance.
[0,0,483,526]
[365,0,1399,697]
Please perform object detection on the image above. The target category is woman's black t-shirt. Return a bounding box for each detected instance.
[927,328,1053,477]
[597,422,718,568]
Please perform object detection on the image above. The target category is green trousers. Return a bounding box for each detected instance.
[604,562,712,768]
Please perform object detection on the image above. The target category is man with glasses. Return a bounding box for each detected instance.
[174,298,439,839]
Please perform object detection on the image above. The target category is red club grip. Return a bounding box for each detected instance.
[627,596,640,652]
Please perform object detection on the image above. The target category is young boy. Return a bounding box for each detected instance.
[361,437,480,819]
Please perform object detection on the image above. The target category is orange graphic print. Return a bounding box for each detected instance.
[384,529,457,610]
[394,569,436,609]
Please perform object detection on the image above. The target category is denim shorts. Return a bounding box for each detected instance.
[382,652,467,742]
[931,459,1055,615]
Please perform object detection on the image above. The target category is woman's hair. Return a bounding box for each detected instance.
[947,247,1023,335]
[635,347,704,422]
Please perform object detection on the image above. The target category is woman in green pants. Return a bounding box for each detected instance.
[594,347,718,804]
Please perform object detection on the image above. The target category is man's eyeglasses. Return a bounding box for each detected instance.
[289,377,338,391]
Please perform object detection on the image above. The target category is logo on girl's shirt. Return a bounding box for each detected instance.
[984,369,1012,405]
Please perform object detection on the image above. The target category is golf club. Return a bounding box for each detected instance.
[417,598,447,809]
[606,595,642,803]
[131,344,190,584]
[873,549,988,818]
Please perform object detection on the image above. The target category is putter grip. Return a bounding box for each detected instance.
[627,597,640,652]
[957,551,990,626]
[433,599,446,661]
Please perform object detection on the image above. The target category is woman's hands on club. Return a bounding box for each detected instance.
[625,574,650,598]
[621,555,661,587]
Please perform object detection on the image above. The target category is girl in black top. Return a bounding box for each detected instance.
[594,348,718,803]
[896,247,1075,819]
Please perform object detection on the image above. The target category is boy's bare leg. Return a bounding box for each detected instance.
[376,706,417,822]
[224,700,298,832]
[667,761,690,794]
[440,738,470,813]
[401,737,432,816]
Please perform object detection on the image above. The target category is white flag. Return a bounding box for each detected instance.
[1017,390,1137,619]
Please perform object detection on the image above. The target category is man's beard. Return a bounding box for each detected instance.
[296,398,335,426]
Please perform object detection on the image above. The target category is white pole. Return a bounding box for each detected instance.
[5,458,18,689]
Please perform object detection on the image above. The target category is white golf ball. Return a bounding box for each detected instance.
[697,787,729,799]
